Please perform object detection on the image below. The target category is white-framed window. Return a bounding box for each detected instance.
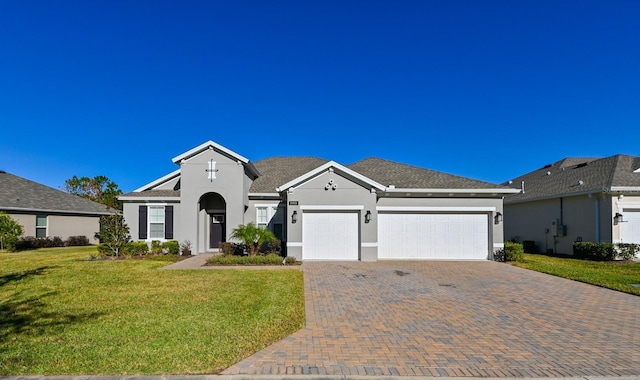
[255,205,282,238]
[36,215,47,238]
[148,206,165,239]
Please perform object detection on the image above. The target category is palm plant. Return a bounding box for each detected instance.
[230,223,276,256]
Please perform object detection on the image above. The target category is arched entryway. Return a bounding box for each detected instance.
[199,193,226,250]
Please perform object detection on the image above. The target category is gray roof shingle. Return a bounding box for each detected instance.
[504,154,640,203]
[250,157,329,193]
[0,171,111,214]
[347,157,508,189]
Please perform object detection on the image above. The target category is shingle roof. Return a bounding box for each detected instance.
[0,171,112,214]
[504,154,640,203]
[120,190,180,198]
[347,157,508,189]
[250,157,329,193]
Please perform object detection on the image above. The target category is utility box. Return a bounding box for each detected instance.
[551,219,567,236]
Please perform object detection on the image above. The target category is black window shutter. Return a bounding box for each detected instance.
[138,205,148,240]
[164,206,174,239]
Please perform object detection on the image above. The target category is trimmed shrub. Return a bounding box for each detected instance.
[150,240,162,255]
[617,243,640,261]
[15,236,65,251]
[65,235,89,246]
[220,242,246,256]
[265,239,282,255]
[573,242,616,261]
[504,242,524,262]
[161,240,180,255]
[124,241,149,256]
[206,253,296,266]
[522,240,539,254]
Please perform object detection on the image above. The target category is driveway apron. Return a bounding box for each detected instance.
[222,261,640,377]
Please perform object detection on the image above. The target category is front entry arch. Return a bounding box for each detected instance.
[199,193,226,250]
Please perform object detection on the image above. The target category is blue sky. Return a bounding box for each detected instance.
[1,1,639,192]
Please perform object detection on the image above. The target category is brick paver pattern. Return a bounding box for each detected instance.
[222,261,640,377]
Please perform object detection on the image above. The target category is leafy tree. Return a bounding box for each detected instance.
[98,214,130,257]
[230,223,276,256]
[63,175,123,210]
[0,212,24,252]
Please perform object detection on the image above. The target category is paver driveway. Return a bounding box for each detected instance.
[222,261,640,377]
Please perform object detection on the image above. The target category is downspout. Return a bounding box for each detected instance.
[595,196,601,242]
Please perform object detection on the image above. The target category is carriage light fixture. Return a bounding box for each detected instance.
[494,212,503,224]
[365,210,372,223]
[292,210,298,224]
[614,212,624,225]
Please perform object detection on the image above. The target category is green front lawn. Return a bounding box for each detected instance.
[0,246,305,375]
[514,253,640,296]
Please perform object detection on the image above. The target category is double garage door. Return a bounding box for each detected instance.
[301,211,490,260]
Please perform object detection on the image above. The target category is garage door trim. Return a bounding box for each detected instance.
[377,206,496,212]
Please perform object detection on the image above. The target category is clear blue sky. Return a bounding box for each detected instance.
[1,0,639,192]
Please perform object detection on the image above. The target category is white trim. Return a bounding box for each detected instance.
[611,186,640,192]
[300,205,365,211]
[147,205,166,240]
[376,206,496,212]
[361,242,378,248]
[172,140,249,164]
[132,169,181,192]
[286,242,303,247]
[118,196,181,201]
[276,161,386,192]
[383,187,521,194]
[493,243,505,249]
[254,203,281,208]
[249,193,280,197]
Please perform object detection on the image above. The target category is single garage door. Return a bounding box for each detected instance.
[378,213,489,260]
[302,212,359,260]
[621,209,640,244]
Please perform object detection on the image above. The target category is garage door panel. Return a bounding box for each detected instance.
[621,210,640,245]
[303,212,359,260]
[379,213,488,260]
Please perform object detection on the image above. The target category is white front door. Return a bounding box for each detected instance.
[378,213,489,260]
[302,212,359,260]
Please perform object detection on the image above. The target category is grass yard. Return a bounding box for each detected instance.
[0,246,305,375]
[514,253,640,296]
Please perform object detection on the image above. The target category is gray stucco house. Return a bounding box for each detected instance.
[120,140,519,261]
[503,155,640,255]
[0,170,112,243]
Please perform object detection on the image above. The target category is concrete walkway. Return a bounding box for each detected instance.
[222,261,640,377]
[160,253,215,269]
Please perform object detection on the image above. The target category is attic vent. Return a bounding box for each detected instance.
[0,170,5,174]
[575,162,589,169]
[546,171,551,176]
[543,164,552,169]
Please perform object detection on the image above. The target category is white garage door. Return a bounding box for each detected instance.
[378,213,489,260]
[302,212,359,260]
[621,209,640,244]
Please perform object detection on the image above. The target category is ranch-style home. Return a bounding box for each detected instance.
[119,140,519,261]
[0,170,112,243]
[503,154,640,255]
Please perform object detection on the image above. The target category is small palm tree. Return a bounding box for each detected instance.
[231,223,276,256]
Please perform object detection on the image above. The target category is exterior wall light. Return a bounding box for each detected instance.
[364,210,372,223]
[614,212,624,225]
[292,210,298,224]
[494,212,503,225]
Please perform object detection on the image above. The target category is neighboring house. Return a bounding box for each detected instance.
[503,155,640,255]
[119,140,519,261]
[0,171,112,243]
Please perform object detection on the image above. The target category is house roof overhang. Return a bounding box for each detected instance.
[1,206,112,216]
[132,169,181,193]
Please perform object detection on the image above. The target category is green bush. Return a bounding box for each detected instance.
[522,240,539,254]
[617,243,639,260]
[220,242,246,256]
[151,240,162,254]
[124,241,149,256]
[504,242,524,262]
[161,240,180,255]
[97,243,113,256]
[15,236,65,251]
[573,242,616,261]
[65,235,89,246]
[206,253,297,266]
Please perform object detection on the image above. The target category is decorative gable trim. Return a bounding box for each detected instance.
[172,140,249,165]
[133,169,181,192]
[276,161,386,192]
